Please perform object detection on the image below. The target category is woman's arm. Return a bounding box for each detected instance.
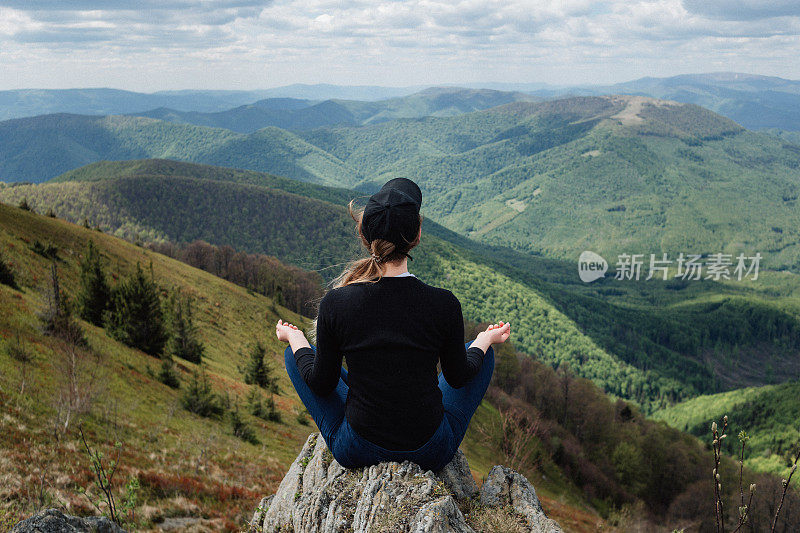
[276,296,343,396]
[439,295,511,388]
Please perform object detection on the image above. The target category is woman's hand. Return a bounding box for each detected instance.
[275,318,300,342]
[276,319,312,352]
[482,322,511,344]
[472,321,511,354]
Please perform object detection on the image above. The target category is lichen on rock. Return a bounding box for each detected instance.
[251,433,562,533]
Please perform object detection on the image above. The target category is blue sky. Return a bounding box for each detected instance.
[0,0,798,91]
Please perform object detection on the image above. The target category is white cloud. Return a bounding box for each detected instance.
[0,0,797,90]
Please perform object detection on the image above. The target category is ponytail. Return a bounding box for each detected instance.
[331,200,421,289]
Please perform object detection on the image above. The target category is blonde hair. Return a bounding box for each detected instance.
[331,199,422,288]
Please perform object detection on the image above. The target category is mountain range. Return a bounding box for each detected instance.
[134,87,539,133]
[598,72,800,132]
[5,73,800,133]
[4,94,800,273]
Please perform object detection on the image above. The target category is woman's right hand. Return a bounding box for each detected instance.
[481,321,511,344]
[275,319,312,352]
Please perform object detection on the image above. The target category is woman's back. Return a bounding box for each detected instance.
[314,275,468,450]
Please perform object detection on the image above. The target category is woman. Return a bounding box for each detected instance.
[275,177,511,471]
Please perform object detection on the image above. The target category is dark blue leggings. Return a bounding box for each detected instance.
[284,342,494,472]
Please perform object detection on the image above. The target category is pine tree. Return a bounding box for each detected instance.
[247,386,282,423]
[77,240,111,326]
[229,402,259,444]
[38,262,85,346]
[265,394,281,422]
[163,289,204,364]
[241,341,278,392]
[181,367,224,418]
[157,355,180,389]
[104,262,167,356]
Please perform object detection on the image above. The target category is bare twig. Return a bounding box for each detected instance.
[78,425,122,524]
[712,416,728,533]
[731,431,754,533]
[771,447,800,532]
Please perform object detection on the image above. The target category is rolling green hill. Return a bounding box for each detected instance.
[4,95,800,274]
[135,87,538,133]
[49,159,355,205]
[653,380,800,486]
[601,72,800,132]
[0,175,358,271]
[298,95,800,271]
[5,159,800,413]
[0,114,354,186]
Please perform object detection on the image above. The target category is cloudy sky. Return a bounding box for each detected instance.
[0,0,798,91]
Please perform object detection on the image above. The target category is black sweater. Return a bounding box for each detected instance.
[293,275,486,450]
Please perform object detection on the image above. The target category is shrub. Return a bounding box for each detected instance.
[157,356,180,389]
[0,252,18,289]
[296,408,310,426]
[247,386,282,423]
[77,426,139,528]
[229,403,259,445]
[30,240,58,260]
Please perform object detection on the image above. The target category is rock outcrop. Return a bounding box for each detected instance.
[10,508,125,533]
[251,433,562,533]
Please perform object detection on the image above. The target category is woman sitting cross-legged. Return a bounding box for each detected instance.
[276,178,511,471]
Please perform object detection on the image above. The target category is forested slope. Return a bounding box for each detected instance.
[5,160,800,411]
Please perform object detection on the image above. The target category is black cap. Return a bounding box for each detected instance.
[362,178,422,249]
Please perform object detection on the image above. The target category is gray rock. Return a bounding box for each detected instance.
[251,495,273,529]
[251,433,562,533]
[11,508,126,533]
[436,449,478,502]
[479,466,562,533]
